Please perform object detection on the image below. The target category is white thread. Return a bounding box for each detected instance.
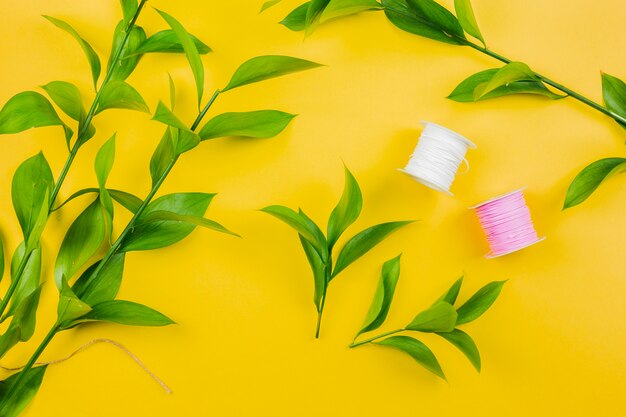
[399,121,476,195]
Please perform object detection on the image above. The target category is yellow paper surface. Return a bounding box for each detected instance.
[1,0,625,415]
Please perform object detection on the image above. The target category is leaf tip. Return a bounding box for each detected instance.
[227,229,243,239]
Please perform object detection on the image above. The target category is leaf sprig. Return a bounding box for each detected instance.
[262,166,414,337]
[350,255,505,380]
[0,1,322,414]
[267,0,626,209]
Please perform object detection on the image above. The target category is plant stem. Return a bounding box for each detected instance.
[315,294,326,339]
[81,156,178,290]
[192,89,220,131]
[49,0,149,208]
[0,251,32,319]
[4,87,222,403]
[349,328,404,348]
[80,89,221,297]
[314,253,333,339]
[458,39,626,125]
[0,324,59,411]
[0,1,148,321]
[380,5,626,127]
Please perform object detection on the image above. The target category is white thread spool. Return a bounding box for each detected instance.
[399,121,476,195]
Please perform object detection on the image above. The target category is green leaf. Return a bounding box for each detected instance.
[9,287,42,343]
[168,73,176,110]
[151,102,199,154]
[332,220,413,278]
[50,188,100,212]
[0,327,20,360]
[0,238,4,284]
[375,335,445,380]
[435,275,463,305]
[199,110,296,140]
[79,122,97,146]
[436,328,481,372]
[149,128,176,187]
[73,253,126,306]
[447,68,564,102]
[108,21,147,82]
[406,301,457,332]
[382,0,464,45]
[40,81,84,121]
[299,208,329,261]
[134,30,212,55]
[96,81,149,114]
[140,210,239,237]
[0,365,47,417]
[261,0,283,12]
[52,188,141,214]
[120,0,138,25]
[456,280,505,325]
[563,157,626,209]
[156,9,204,106]
[299,235,327,311]
[174,128,200,155]
[0,286,42,359]
[281,0,382,32]
[601,72,626,129]
[6,244,42,319]
[222,55,322,92]
[109,189,142,213]
[356,254,401,337]
[71,300,174,327]
[453,0,484,46]
[473,62,540,99]
[95,135,116,188]
[54,199,107,288]
[327,165,362,248]
[11,153,54,249]
[152,101,188,130]
[280,2,309,31]
[322,0,383,21]
[167,128,199,155]
[0,92,72,141]
[94,136,116,227]
[407,0,464,37]
[120,193,215,251]
[27,190,48,252]
[280,0,383,33]
[305,0,332,35]
[43,16,101,89]
[261,205,326,256]
[57,277,92,326]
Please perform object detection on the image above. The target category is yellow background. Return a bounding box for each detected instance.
[1,0,625,415]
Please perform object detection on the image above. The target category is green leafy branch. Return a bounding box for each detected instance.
[262,166,414,337]
[266,0,626,208]
[350,255,505,380]
[0,0,215,354]
[0,2,322,414]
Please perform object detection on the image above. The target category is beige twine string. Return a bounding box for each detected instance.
[0,338,172,394]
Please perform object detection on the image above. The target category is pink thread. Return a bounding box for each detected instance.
[472,189,544,258]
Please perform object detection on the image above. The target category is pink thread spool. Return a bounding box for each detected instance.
[471,189,545,258]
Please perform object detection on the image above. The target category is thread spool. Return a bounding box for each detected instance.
[399,121,476,195]
[471,188,545,258]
